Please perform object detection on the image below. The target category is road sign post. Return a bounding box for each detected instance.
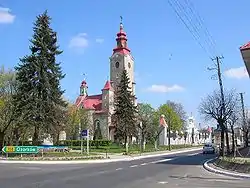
[2,146,38,154]
[81,129,89,155]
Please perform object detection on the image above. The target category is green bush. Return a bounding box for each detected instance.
[58,140,112,148]
[17,140,111,148]
[19,140,43,146]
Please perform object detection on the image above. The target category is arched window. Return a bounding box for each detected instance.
[94,120,102,140]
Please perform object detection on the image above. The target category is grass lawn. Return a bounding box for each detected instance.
[215,156,250,174]
[69,144,201,154]
[221,157,250,164]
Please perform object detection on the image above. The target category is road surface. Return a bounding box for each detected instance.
[0,150,249,188]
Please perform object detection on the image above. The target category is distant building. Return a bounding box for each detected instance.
[75,20,137,141]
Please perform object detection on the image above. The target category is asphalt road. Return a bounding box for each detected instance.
[0,150,249,188]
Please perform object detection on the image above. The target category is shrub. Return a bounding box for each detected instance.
[58,140,112,148]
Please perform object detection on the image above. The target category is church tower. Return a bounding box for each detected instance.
[109,17,136,98]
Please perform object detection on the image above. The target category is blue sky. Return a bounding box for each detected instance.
[1,0,250,126]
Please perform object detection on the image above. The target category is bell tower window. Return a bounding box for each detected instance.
[115,62,119,68]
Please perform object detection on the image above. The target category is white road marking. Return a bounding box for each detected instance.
[158,181,168,184]
[206,179,241,182]
[18,167,41,170]
[130,165,138,168]
[115,168,123,171]
[149,158,173,164]
[187,152,200,156]
[140,163,148,166]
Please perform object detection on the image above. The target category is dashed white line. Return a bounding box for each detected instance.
[140,163,148,166]
[115,168,123,171]
[187,152,200,156]
[150,158,173,164]
[158,181,168,184]
[130,165,138,168]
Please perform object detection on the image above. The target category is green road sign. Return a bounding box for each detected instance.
[2,146,38,154]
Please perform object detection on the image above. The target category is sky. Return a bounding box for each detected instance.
[1,0,250,127]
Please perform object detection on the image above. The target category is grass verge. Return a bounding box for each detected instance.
[214,157,250,174]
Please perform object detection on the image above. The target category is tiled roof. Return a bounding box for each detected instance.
[102,80,112,90]
[75,94,102,111]
[240,42,250,51]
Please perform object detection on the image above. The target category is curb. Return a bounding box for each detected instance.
[203,158,250,179]
[0,147,202,164]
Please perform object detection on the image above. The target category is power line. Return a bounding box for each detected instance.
[167,0,213,59]
[182,0,220,56]
[173,0,215,57]
[167,0,221,59]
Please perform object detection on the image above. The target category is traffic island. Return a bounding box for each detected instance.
[214,157,250,174]
[203,157,250,179]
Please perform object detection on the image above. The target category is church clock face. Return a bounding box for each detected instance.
[115,62,119,68]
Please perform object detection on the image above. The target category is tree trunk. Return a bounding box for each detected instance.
[225,128,230,155]
[231,125,235,156]
[125,136,129,153]
[154,139,158,150]
[141,134,145,152]
[245,129,249,147]
[14,127,20,146]
[0,131,5,152]
[220,129,225,157]
[32,125,39,146]
[168,127,171,151]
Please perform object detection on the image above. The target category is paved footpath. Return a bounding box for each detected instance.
[0,149,249,188]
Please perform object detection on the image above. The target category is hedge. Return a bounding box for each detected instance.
[18,140,112,147]
[58,140,112,147]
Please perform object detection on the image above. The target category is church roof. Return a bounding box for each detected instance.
[75,94,102,110]
[240,41,250,51]
[102,80,112,91]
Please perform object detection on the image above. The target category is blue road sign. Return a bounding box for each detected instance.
[81,129,88,137]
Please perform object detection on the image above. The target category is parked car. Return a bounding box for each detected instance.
[203,143,215,154]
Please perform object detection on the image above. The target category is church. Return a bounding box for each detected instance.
[75,20,137,141]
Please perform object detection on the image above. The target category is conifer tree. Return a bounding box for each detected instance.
[112,70,138,150]
[13,11,66,145]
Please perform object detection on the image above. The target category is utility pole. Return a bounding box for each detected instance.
[240,93,246,127]
[208,56,225,155]
[212,56,225,116]
[240,92,248,147]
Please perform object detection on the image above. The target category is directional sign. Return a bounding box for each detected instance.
[2,146,38,154]
[81,129,89,137]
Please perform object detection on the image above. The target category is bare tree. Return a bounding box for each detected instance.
[199,89,240,156]
[228,112,239,156]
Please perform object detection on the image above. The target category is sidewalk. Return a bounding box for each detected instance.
[203,158,250,179]
[0,147,202,164]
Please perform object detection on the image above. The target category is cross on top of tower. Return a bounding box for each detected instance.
[112,16,131,55]
[120,16,123,31]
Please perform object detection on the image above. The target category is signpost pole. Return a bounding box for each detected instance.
[80,135,83,155]
[86,129,89,155]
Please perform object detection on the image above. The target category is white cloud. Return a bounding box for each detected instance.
[224,66,248,79]
[147,84,185,93]
[0,7,15,24]
[69,33,88,49]
[95,38,104,44]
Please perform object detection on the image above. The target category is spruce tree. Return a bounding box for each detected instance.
[113,70,138,148]
[14,11,66,145]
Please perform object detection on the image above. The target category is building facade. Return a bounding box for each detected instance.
[240,42,250,77]
[75,20,136,141]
